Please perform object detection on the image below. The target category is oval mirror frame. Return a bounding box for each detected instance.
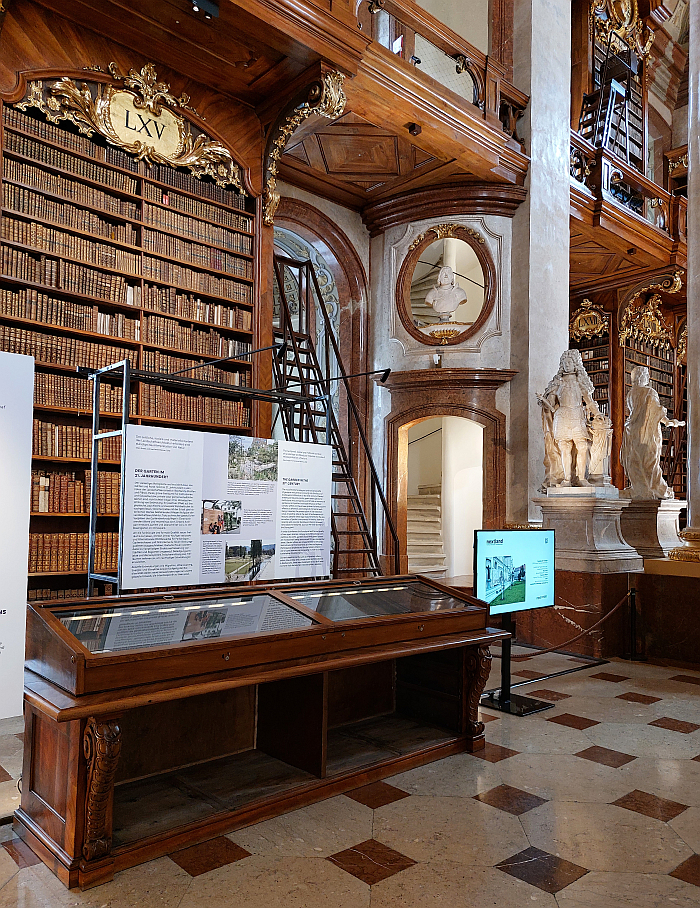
[396,224,497,346]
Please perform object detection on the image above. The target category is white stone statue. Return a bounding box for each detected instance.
[537,349,602,488]
[424,265,467,322]
[589,411,614,483]
[620,365,685,499]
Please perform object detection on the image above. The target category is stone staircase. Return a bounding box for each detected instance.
[407,484,447,578]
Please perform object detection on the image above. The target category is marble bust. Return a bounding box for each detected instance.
[620,364,685,499]
[538,349,605,488]
[424,266,467,322]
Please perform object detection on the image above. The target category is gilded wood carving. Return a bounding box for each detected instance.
[618,272,682,352]
[590,0,654,57]
[569,298,610,341]
[83,717,122,863]
[263,71,346,226]
[16,64,244,192]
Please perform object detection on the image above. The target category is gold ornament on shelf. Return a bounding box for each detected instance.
[670,528,700,563]
[569,298,610,341]
[430,327,462,344]
[408,223,485,253]
[668,153,688,174]
[619,293,674,353]
[262,71,346,226]
[590,0,654,58]
[677,325,687,364]
[16,65,244,192]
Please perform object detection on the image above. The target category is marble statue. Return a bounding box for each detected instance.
[620,364,685,499]
[537,349,602,488]
[424,265,467,322]
[589,411,614,483]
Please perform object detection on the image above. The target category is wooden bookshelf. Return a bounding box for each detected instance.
[572,331,611,417]
[0,101,257,599]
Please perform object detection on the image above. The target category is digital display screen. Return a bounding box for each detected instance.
[473,529,555,615]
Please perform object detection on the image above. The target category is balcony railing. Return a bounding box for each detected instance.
[570,130,686,246]
[367,0,527,151]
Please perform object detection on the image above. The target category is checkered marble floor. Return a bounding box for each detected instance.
[3,656,700,907]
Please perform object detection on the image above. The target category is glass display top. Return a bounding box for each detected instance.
[286,581,473,622]
[57,594,313,654]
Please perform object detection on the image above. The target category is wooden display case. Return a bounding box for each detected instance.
[16,575,505,889]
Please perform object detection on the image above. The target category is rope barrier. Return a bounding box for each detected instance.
[510,591,632,661]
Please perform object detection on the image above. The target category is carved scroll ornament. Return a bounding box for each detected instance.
[83,717,121,863]
[407,223,486,253]
[464,645,492,739]
[263,71,346,226]
[619,293,674,353]
[677,324,687,364]
[16,64,244,192]
[569,298,610,341]
[590,0,654,58]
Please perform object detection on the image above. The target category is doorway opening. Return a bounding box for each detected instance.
[405,416,484,580]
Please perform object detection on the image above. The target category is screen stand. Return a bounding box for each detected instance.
[480,613,554,717]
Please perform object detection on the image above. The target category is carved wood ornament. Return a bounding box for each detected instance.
[83,717,121,863]
[16,64,245,192]
[464,645,492,739]
[618,271,682,352]
[397,223,496,346]
[569,298,610,341]
[262,71,346,226]
[590,0,654,58]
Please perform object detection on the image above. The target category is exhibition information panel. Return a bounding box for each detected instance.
[121,425,332,590]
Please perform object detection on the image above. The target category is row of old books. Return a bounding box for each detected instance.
[4,184,138,245]
[1,244,136,305]
[3,157,140,219]
[4,130,138,194]
[143,181,250,231]
[28,586,101,601]
[4,106,141,175]
[33,419,122,460]
[28,531,119,573]
[141,350,251,385]
[2,215,140,274]
[94,310,140,340]
[142,202,252,252]
[84,469,121,514]
[34,372,136,414]
[139,384,250,426]
[147,161,247,210]
[142,228,253,278]
[142,255,252,303]
[142,284,252,329]
[31,470,85,513]
[142,314,253,357]
[0,323,133,369]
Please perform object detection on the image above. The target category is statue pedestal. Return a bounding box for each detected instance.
[534,497,643,573]
[620,499,687,558]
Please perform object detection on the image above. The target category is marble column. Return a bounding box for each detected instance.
[509,0,572,522]
[671,0,700,562]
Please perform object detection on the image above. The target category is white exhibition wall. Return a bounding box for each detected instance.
[0,352,34,720]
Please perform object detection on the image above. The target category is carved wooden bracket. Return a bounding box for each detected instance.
[262,70,346,226]
[464,645,492,738]
[83,717,122,863]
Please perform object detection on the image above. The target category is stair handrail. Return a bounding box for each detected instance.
[274,254,401,574]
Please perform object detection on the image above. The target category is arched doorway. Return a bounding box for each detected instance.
[405,416,484,579]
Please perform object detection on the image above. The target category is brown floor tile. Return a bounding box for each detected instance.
[616,692,662,705]
[546,713,600,731]
[612,789,689,822]
[345,782,410,810]
[170,837,250,877]
[529,689,572,702]
[693,754,700,763]
[2,838,42,869]
[669,674,700,687]
[589,672,631,683]
[14,733,23,743]
[575,745,637,768]
[328,838,415,885]
[470,742,520,763]
[0,767,11,784]
[670,854,700,887]
[473,784,548,816]
[496,845,588,894]
[479,712,499,723]
[649,717,700,734]
[513,669,543,679]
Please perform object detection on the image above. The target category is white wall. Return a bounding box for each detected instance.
[416,0,489,55]
[407,418,443,495]
[441,417,483,577]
